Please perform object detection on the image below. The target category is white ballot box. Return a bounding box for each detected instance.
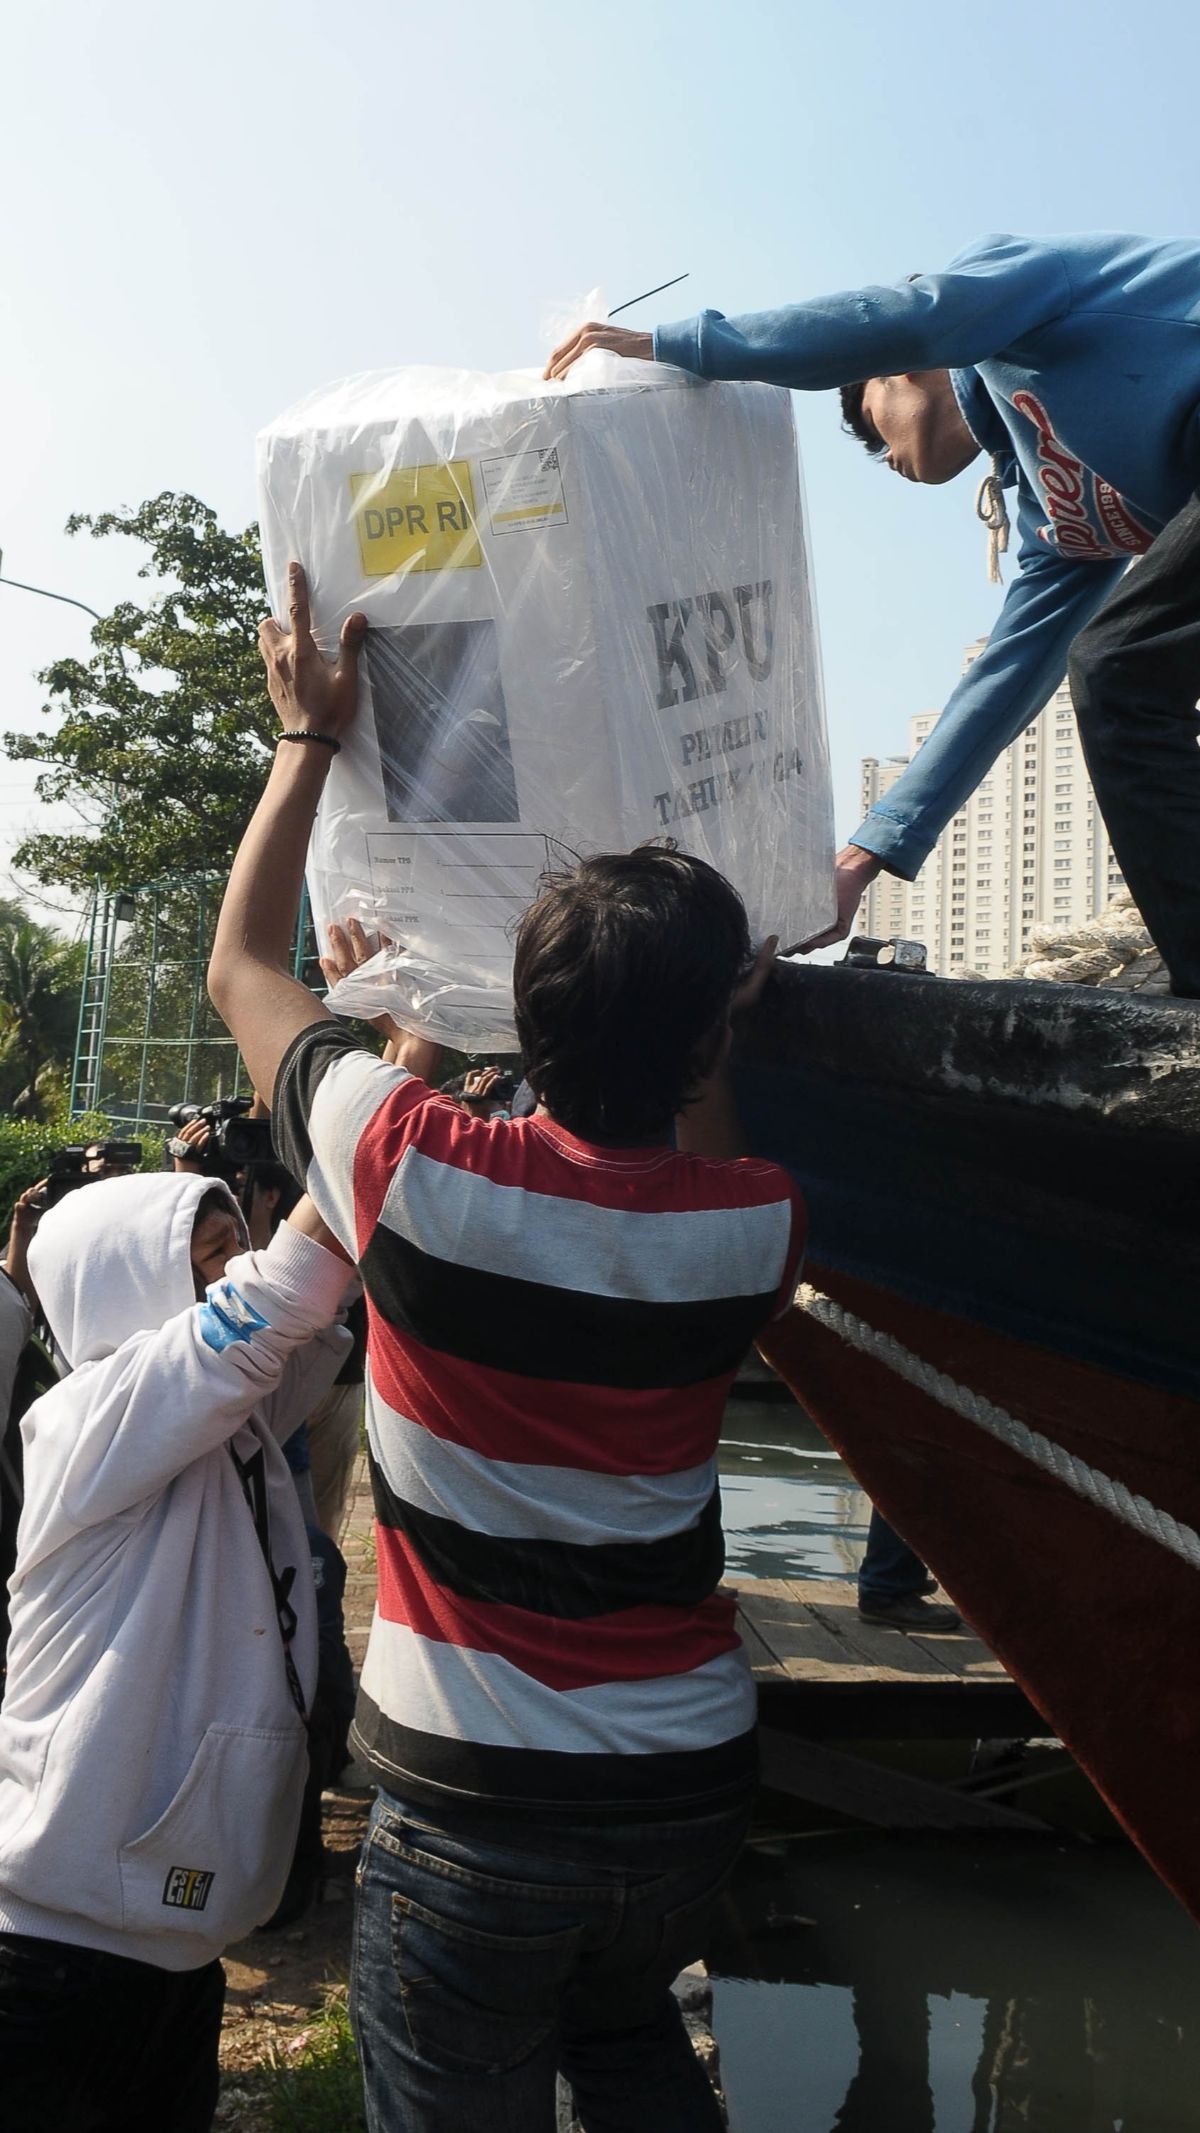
[257,357,834,1049]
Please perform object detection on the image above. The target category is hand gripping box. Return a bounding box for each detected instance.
[257,356,834,1049]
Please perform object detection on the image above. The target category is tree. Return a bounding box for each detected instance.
[0,903,84,1117]
[4,494,274,894]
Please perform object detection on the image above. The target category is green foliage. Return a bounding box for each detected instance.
[0,1105,164,1235]
[4,494,274,895]
[0,901,85,1118]
[258,1990,367,2133]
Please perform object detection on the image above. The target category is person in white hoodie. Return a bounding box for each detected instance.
[0,1169,351,2133]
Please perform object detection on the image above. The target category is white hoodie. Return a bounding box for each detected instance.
[0,1172,351,1970]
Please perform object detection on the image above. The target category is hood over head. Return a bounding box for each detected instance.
[29,1171,245,1368]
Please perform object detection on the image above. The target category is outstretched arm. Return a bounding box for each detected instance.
[546,236,1071,388]
[847,523,1125,880]
[25,1210,353,1540]
[208,565,367,1106]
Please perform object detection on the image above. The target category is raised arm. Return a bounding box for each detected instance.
[207,564,367,1105]
[22,1211,353,1541]
[3,1182,45,1313]
[547,236,1072,387]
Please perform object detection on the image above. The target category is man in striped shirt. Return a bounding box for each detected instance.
[209,566,804,2133]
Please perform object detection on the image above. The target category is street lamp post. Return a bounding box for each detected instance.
[1,547,125,1116]
[0,549,104,625]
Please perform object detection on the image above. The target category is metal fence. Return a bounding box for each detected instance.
[69,874,317,1130]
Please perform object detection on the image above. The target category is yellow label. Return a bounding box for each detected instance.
[350,461,481,575]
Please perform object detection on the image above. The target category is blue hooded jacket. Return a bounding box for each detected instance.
[654,232,1200,876]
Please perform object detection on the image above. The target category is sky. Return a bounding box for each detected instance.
[2,0,1198,928]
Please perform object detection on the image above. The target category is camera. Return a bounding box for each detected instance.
[488,1072,516,1107]
[167,1098,273,1178]
[35,1141,143,1210]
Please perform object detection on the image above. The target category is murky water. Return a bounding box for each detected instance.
[713,1393,1200,2133]
[720,1394,872,1584]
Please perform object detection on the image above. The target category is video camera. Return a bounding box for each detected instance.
[35,1141,143,1210]
[166,1098,273,1179]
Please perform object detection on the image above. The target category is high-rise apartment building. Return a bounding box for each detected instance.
[858,641,1125,976]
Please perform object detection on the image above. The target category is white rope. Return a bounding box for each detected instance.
[798,1284,1200,1572]
[975,453,1010,584]
[1006,889,1158,986]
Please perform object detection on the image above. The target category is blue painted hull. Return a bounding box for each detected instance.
[735,966,1200,1400]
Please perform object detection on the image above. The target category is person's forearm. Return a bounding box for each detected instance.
[849,550,1125,878]
[3,1237,35,1312]
[208,743,335,1102]
[45,1226,354,1536]
[654,241,1071,392]
[212,743,329,980]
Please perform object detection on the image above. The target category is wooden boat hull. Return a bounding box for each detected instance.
[736,966,1200,1917]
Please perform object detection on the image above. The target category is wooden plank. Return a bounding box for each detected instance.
[735,1609,789,1681]
[731,1579,883,1683]
[784,1578,963,1681]
[907,1631,1008,1680]
[757,1727,1049,1832]
[756,1675,1046,1743]
[725,1574,1015,1707]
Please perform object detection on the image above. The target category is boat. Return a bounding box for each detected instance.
[734,960,1200,1918]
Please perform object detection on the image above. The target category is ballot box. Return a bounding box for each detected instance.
[257,355,834,1048]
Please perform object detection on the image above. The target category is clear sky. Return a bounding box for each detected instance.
[2,0,1197,920]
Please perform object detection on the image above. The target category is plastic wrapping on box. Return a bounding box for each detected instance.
[256,353,834,1049]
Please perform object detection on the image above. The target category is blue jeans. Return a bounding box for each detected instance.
[858,1506,928,1602]
[350,1786,755,2133]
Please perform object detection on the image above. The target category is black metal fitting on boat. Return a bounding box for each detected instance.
[840,935,930,974]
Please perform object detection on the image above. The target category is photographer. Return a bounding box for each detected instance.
[459,1065,515,1121]
[28,1141,143,1217]
[82,1141,140,1183]
[169,1116,217,1173]
[167,1092,272,1185]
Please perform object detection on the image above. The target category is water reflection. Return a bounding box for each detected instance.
[714,1393,1199,2130]
[720,1394,869,1582]
[711,1836,1200,2132]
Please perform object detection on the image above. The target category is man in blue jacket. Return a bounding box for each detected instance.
[547,232,1200,995]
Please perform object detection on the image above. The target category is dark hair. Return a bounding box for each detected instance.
[513,846,752,1142]
[193,1186,234,1230]
[839,381,888,457]
[241,1159,302,1232]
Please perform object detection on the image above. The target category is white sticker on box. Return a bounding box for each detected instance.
[480,448,568,536]
[366,828,552,969]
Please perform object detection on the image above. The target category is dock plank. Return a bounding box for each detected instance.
[787,1578,961,1680]
[731,1579,881,1682]
[727,1574,1012,1702]
[788,1578,1005,1683]
[735,1609,789,1681]
[756,1728,1048,1832]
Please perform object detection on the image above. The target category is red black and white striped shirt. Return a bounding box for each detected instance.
[275,1023,805,1819]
